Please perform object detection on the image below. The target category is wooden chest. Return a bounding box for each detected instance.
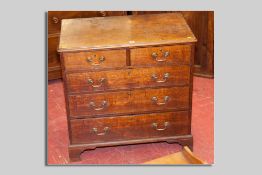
[58,13,197,162]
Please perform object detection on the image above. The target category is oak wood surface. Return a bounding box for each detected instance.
[68,135,193,161]
[57,13,196,162]
[65,66,190,93]
[48,11,214,80]
[48,11,127,80]
[132,11,214,78]
[68,87,189,118]
[180,12,207,66]
[58,13,196,52]
[48,11,127,35]
[130,44,192,67]
[70,111,190,144]
[62,49,127,71]
[181,11,214,77]
[48,35,61,80]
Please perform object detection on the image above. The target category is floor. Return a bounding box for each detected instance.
[48,76,214,165]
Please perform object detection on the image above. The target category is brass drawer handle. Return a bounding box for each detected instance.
[92,127,109,136]
[89,101,108,111]
[151,73,169,83]
[52,17,59,24]
[152,122,169,131]
[86,55,105,66]
[87,78,106,88]
[151,49,170,62]
[151,96,170,105]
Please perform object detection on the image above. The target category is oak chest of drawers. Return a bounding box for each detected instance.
[58,13,197,162]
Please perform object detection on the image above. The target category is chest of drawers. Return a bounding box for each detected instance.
[58,13,197,162]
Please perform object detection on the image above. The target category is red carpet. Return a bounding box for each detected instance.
[48,76,214,164]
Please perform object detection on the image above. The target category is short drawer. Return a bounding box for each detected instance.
[70,111,191,144]
[62,49,126,71]
[68,87,189,118]
[130,45,192,67]
[66,66,190,93]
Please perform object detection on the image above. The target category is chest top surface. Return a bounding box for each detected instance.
[58,13,196,52]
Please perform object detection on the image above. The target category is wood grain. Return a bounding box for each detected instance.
[131,11,214,78]
[182,11,214,77]
[70,111,190,144]
[68,135,193,161]
[65,66,190,93]
[48,11,214,80]
[48,11,127,34]
[130,44,192,67]
[57,13,197,162]
[48,35,61,80]
[58,13,197,52]
[48,11,127,80]
[62,49,126,71]
[68,87,189,118]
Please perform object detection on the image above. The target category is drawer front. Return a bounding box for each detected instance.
[130,45,192,67]
[66,66,190,93]
[70,111,190,144]
[68,87,189,117]
[63,50,126,71]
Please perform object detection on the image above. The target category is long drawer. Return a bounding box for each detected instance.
[70,111,190,144]
[66,66,190,93]
[68,87,189,118]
